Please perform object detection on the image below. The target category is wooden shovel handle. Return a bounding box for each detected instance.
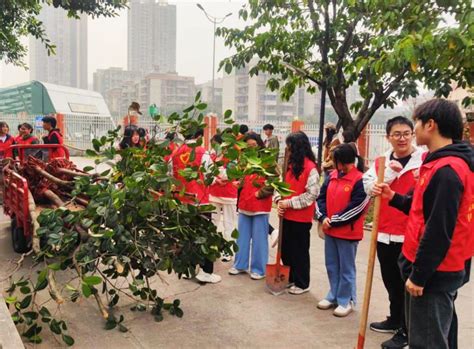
[356,156,385,349]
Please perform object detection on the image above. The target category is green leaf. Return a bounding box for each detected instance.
[231,229,239,239]
[82,284,92,298]
[174,307,184,318]
[196,102,207,110]
[19,295,32,309]
[83,166,94,172]
[62,334,75,346]
[20,286,31,294]
[224,109,232,119]
[92,139,102,152]
[48,263,61,271]
[50,319,62,335]
[83,275,102,286]
[86,149,98,157]
[195,91,202,102]
[154,313,164,322]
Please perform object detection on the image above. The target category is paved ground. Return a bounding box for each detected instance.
[0,157,472,348]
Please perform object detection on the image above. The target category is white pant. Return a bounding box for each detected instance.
[211,202,237,242]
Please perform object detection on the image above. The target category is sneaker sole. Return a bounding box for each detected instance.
[288,289,310,295]
[228,270,247,275]
[333,309,353,317]
[317,304,336,310]
[369,326,398,334]
[250,275,265,280]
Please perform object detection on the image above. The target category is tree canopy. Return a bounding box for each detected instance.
[218,0,473,138]
[0,0,127,68]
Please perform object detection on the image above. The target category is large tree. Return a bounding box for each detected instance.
[218,0,473,138]
[0,0,127,67]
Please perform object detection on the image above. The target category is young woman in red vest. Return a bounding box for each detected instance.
[228,132,274,280]
[373,99,473,348]
[42,116,66,159]
[172,129,221,284]
[16,123,40,146]
[0,122,15,159]
[209,134,238,263]
[275,131,320,295]
[363,116,423,348]
[316,143,369,317]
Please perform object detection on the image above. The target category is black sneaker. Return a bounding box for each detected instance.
[370,317,400,333]
[381,328,408,349]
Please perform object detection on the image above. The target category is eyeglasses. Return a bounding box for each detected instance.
[389,131,414,140]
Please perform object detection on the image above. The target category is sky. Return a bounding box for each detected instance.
[0,0,248,88]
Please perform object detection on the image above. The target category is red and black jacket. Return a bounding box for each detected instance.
[390,142,474,291]
[42,129,66,159]
[316,166,369,240]
[0,134,15,159]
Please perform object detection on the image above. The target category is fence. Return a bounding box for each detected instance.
[1,113,390,164]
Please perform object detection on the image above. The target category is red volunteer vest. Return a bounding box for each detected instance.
[209,155,238,199]
[16,135,39,146]
[376,157,417,236]
[402,156,474,271]
[325,167,366,240]
[283,157,317,223]
[0,135,15,159]
[172,143,209,204]
[238,174,272,213]
[46,130,66,159]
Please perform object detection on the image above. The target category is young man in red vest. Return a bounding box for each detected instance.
[363,116,423,348]
[42,116,66,159]
[172,129,221,284]
[373,99,473,348]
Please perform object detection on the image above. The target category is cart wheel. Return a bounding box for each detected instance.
[11,217,31,254]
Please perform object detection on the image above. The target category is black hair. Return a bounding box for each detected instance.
[413,99,463,140]
[332,143,365,172]
[342,129,356,143]
[165,131,176,141]
[263,124,274,131]
[42,116,57,128]
[21,123,34,131]
[211,133,223,144]
[184,128,204,140]
[244,132,265,148]
[286,131,316,180]
[18,124,22,131]
[0,121,9,130]
[324,127,337,146]
[239,124,249,135]
[119,127,141,149]
[386,116,414,135]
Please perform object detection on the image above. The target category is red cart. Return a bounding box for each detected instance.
[3,144,70,253]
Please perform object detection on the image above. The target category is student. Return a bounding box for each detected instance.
[16,123,40,145]
[372,99,473,348]
[172,129,221,284]
[239,124,249,136]
[119,125,145,150]
[209,134,238,262]
[0,121,15,159]
[316,143,369,317]
[275,131,319,294]
[363,116,423,348]
[42,116,66,159]
[263,123,279,151]
[229,132,273,280]
[321,122,341,175]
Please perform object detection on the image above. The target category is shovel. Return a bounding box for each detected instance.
[266,148,290,295]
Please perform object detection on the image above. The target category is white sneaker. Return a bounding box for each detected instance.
[250,272,265,280]
[270,229,279,248]
[288,286,311,295]
[221,254,232,262]
[333,303,353,317]
[228,267,247,275]
[195,271,222,284]
[317,299,336,310]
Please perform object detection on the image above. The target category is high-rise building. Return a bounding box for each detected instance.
[196,79,223,115]
[93,67,141,97]
[29,5,87,89]
[128,0,177,74]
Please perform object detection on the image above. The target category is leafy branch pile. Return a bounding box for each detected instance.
[4,95,290,346]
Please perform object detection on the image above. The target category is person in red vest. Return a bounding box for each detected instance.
[275,131,320,295]
[316,143,369,317]
[363,116,423,349]
[228,132,274,280]
[209,133,238,263]
[373,99,473,348]
[42,116,66,159]
[0,121,15,159]
[16,123,40,146]
[172,129,221,284]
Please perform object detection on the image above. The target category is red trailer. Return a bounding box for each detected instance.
[3,144,70,253]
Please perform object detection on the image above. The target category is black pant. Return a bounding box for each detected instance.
[377,241,405,327]
[405,290,455,349]
[281,219,311,289]
[201,212,214,274]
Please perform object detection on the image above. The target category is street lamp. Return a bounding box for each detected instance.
[197,3,232,114]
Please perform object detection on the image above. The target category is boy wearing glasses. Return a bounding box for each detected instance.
[363,116,423,349]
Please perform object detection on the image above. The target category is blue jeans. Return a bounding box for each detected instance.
[324,234,358,307]
[234,213,269,276]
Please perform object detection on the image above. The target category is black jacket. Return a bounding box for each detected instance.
[390,142,474,292]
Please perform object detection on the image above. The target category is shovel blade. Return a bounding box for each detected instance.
[265,263,290,295]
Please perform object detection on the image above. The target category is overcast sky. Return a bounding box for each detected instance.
[0,0,248,88]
